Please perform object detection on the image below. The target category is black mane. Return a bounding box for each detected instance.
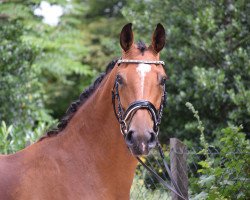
[40,59,118,140]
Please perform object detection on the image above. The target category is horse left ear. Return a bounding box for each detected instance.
[151,23,166,53]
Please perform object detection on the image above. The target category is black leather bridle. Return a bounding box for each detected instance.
[111,59,188,200]
[112,59,167,137]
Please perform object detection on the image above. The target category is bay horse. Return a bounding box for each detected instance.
[0,23,167,200]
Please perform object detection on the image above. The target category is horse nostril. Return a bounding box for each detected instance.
[148,132,156,148]
[125,130,134,147]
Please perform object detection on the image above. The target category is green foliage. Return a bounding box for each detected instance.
[81,18,126,71]
[0,18,52,131]
[1,0,96,119]
[85,0,126,18]
[82,0,127,72]
[0,121,52,154]
[131,175,170,200]
[0,121,15,154]
[0,17,56,151]
[186,102,209,157]
[186,103,250,199]
[0,0,94,152]
[123,0,250,141]
[191,126,250,200]
[25,0,94,118]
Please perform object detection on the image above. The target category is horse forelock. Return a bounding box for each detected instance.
[39,59,118,141]
[136,41,147,53]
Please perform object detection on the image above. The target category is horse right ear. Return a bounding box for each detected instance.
[120,23,134,52]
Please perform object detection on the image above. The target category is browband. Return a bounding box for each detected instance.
[117,59,165,66]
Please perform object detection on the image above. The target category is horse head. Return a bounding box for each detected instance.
[113,23,167,156]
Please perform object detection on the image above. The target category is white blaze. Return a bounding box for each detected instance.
[136,63,151,95]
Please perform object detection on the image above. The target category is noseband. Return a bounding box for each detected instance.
[112,59,167,137]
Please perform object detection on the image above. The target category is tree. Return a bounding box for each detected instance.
[0,17,53,151]
[0,0,95,151]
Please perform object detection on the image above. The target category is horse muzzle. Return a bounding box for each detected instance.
[125,129,157,156]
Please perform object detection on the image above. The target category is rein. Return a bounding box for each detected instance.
[136,144,187,200]
[112,59,188,200]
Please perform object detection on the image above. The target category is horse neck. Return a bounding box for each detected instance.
[59,65,137,189]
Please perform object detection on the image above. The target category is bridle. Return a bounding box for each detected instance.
[112,59,167,137]
[111,59,188,200]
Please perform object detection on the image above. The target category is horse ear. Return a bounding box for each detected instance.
[151,23,166,53]
[120,23,134,52]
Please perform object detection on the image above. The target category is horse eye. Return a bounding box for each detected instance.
[116,75,123,85]
[160,77,167,86]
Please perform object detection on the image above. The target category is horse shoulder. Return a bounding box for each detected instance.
[0,153,23,199]
[0,138,70,199]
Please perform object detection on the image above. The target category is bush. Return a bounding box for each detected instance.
[0,121,51,154]
[0,18,52,137]
[186,103,250,200]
